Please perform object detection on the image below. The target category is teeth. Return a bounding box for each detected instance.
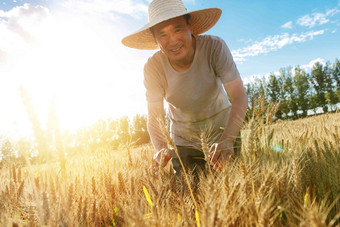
[171,47,181,52]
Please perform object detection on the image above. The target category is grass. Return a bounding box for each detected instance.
[0,112,340,226]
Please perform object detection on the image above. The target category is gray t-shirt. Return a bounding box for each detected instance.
[144,35,240,146]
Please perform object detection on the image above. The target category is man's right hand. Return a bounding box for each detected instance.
[153,148,172,171]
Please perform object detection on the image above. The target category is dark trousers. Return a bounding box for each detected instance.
[171,146,206,178]
[170,146,206,194]
[171,134,242,177]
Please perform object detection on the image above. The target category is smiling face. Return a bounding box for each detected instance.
[152,16,195,69]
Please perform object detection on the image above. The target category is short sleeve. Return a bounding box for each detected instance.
[212,37,240,84]
[143,58,165,103]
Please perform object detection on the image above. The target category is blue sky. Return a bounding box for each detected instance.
[118,0,340,78]
[0,0,339,137]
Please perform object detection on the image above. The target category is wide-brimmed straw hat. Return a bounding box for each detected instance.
[121,0,222,50]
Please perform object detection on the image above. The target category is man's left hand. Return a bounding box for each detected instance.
[209,141,234,171]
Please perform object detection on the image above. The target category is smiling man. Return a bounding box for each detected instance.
[122,0,248,177]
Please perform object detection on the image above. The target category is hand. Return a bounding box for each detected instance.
[209,141,234,172]
[153,148,172,171]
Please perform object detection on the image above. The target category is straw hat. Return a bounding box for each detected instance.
[121,0,222,50]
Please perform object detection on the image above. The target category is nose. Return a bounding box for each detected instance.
[168,33,179,46]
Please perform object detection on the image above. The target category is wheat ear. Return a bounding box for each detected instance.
[157,118,201,226]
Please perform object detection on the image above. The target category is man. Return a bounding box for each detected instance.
[122,0,248,176]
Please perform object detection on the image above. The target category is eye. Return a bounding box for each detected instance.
[158,33,167,39]
[175,28,182,33]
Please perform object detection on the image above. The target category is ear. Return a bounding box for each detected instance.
[187,18,193,33]
[150,27,161,49]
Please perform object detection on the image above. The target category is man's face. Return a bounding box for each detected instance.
[152,16,194,65]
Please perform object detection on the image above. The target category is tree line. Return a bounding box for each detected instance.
[0,114,150,166]
[246,59,340,119]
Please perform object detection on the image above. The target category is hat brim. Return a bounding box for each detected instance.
[122,8,222,50]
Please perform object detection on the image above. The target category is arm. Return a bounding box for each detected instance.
[220,76,248,143]
[147,101,172,170]
[210,77,248,170]
[147,101,167,151]
[143,60,171,169]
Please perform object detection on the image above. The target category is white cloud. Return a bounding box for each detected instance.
[0,4,50,59]
[62,0,148,19]
[237,38,253,44]
[297,58,326,73]
[297,14,329,28]
[281,21,293,29]
[297,8,340,28]
[244,72,278,85]
[232,30,324,63]
[244,58,326,83]
[243,74,261,85]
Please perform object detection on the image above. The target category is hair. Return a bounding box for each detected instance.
[183,14,191,24]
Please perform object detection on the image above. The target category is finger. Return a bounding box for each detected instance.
[216,160,224,172]
[224,149,234,161]
[153,155,161,166]
[153,154,161,172]
[215,156,227,171]
[163,148,172,158]
[161,149,172,167]
[213,161,218,171]
[213,160,223,171]
[216,151,234,171]
[216,158,226,172]
[210,150,221,166]
[161,158,170,167]
[152,161,159,172]
[153,160,160,171]
[215,150,232,171]
[153,150,161,161]
[209,143,217,154]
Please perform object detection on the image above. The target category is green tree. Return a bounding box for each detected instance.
[245,76,269,119]
[310,62,327,113]
[331,59,340,108]
[132,114,149,145]
[118,116,131,144]
[254,76,268,99]
[268,73,280,103]
[284,68,298,118]
[278,68,290,119]
[324,62,337,111]
[15,138,32,165]
[245,82,255,109]
[0,138,15,163]
[333,59,340,90]
[293,66,310,117]
[267,73,282,119]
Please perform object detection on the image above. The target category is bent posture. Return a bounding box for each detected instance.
[122,0,248,176]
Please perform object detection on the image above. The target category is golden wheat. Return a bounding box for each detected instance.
[0,111,339,226]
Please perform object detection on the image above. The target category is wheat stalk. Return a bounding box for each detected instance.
[157,118,201,226]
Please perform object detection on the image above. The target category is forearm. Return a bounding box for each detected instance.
[219,95,248,143]
[147,113,168,152]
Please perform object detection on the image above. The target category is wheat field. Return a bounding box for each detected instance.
[0,111,339,226]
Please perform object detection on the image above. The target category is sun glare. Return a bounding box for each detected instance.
[1,6,149,137]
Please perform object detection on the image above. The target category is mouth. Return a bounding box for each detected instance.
[170,45,182,52]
